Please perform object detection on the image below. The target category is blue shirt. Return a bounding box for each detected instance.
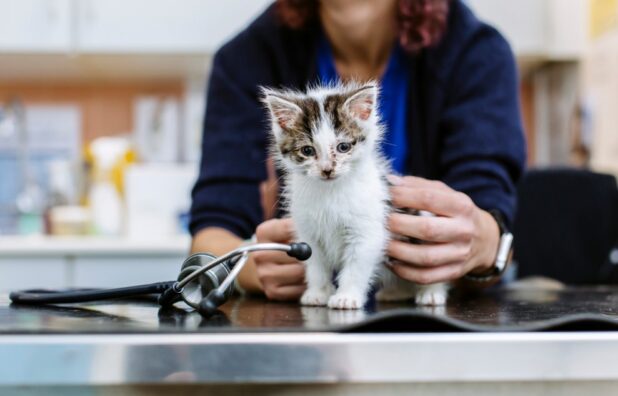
[317,35,410,174]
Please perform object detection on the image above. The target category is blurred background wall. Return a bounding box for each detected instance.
[0,0,616,288]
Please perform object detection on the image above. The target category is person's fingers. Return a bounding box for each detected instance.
[390,186,475,217]
[265,284,306,301]
[253,249,298,265]
[255,218,296,243]
[389,213,473,243]
[259,261,306,301]
[387,260,465,285]
[387,240,471,267]
[387,175,450,191]
[258,262,306,286]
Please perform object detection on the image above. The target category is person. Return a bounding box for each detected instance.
[190,0,527,301]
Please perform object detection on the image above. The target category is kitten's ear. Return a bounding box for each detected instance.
[344,85,377,121]
[263,93,303,130]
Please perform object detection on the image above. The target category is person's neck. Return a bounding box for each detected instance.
[319,0,398,81]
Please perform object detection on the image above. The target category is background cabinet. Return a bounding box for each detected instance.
[0,0,71,52]
[466,0,587,60]
[0,0,272,81]
[0,237,189,290]
[74,0,272,53]
[0,0,271,54]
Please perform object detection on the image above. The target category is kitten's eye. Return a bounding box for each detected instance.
[336,142,352,153]
[300,146,315,156]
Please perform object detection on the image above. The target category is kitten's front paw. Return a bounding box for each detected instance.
[300,288,333,306]
[414,288,447,306]
[327,292,365,310]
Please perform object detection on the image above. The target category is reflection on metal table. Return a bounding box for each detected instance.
[2,285,618,390]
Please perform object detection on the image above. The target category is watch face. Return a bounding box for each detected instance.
[496,233,514,272]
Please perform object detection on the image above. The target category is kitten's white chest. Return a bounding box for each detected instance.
[288,164,388,268]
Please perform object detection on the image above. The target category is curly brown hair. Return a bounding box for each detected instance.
[276,0,450,52]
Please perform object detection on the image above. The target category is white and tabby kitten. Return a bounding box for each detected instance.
[262,82,448,309]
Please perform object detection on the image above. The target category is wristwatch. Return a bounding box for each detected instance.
[463,210,514,282]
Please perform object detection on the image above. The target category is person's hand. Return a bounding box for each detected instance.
[386,175,500,284]
[252,218,307,301]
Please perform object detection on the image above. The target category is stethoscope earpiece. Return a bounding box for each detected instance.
[287,242,312,260]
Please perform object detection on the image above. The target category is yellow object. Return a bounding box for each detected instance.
[590,0,618,39]
[111,148,138,196]
[87,137,132,236]
[86,138,136,196]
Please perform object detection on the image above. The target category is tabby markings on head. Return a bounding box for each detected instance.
[323,89,368,143]
[277,97,321,163]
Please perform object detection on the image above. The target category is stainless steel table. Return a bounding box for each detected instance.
[3,286,618,395]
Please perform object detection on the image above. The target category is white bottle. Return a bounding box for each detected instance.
[89,137,128,236]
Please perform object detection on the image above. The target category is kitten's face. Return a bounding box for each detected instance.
[263,84,378,181]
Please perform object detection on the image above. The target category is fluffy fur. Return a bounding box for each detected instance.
[262,81,448,309]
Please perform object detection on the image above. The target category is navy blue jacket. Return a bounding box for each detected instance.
[190,0,527,239]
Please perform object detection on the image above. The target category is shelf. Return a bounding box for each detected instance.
[0,235,191,257]
[0,53,211,82]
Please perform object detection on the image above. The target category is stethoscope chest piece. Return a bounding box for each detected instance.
[175,253,235,310]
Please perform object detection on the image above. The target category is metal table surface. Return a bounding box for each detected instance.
[3,285,618,386]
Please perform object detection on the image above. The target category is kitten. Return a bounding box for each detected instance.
[262,82,448,309]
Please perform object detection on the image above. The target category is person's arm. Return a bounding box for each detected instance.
[189,39,271,241]
[188,23,271,294]
[189,8,310,300]
[386,25,526,286]
[437,27,526,230]
[189,12,277,261]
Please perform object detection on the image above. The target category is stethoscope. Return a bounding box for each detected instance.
[10,242,312,317]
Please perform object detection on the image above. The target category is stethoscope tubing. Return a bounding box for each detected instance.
[9,281,175,304]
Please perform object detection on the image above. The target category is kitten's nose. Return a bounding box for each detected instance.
[321,168,333,178]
